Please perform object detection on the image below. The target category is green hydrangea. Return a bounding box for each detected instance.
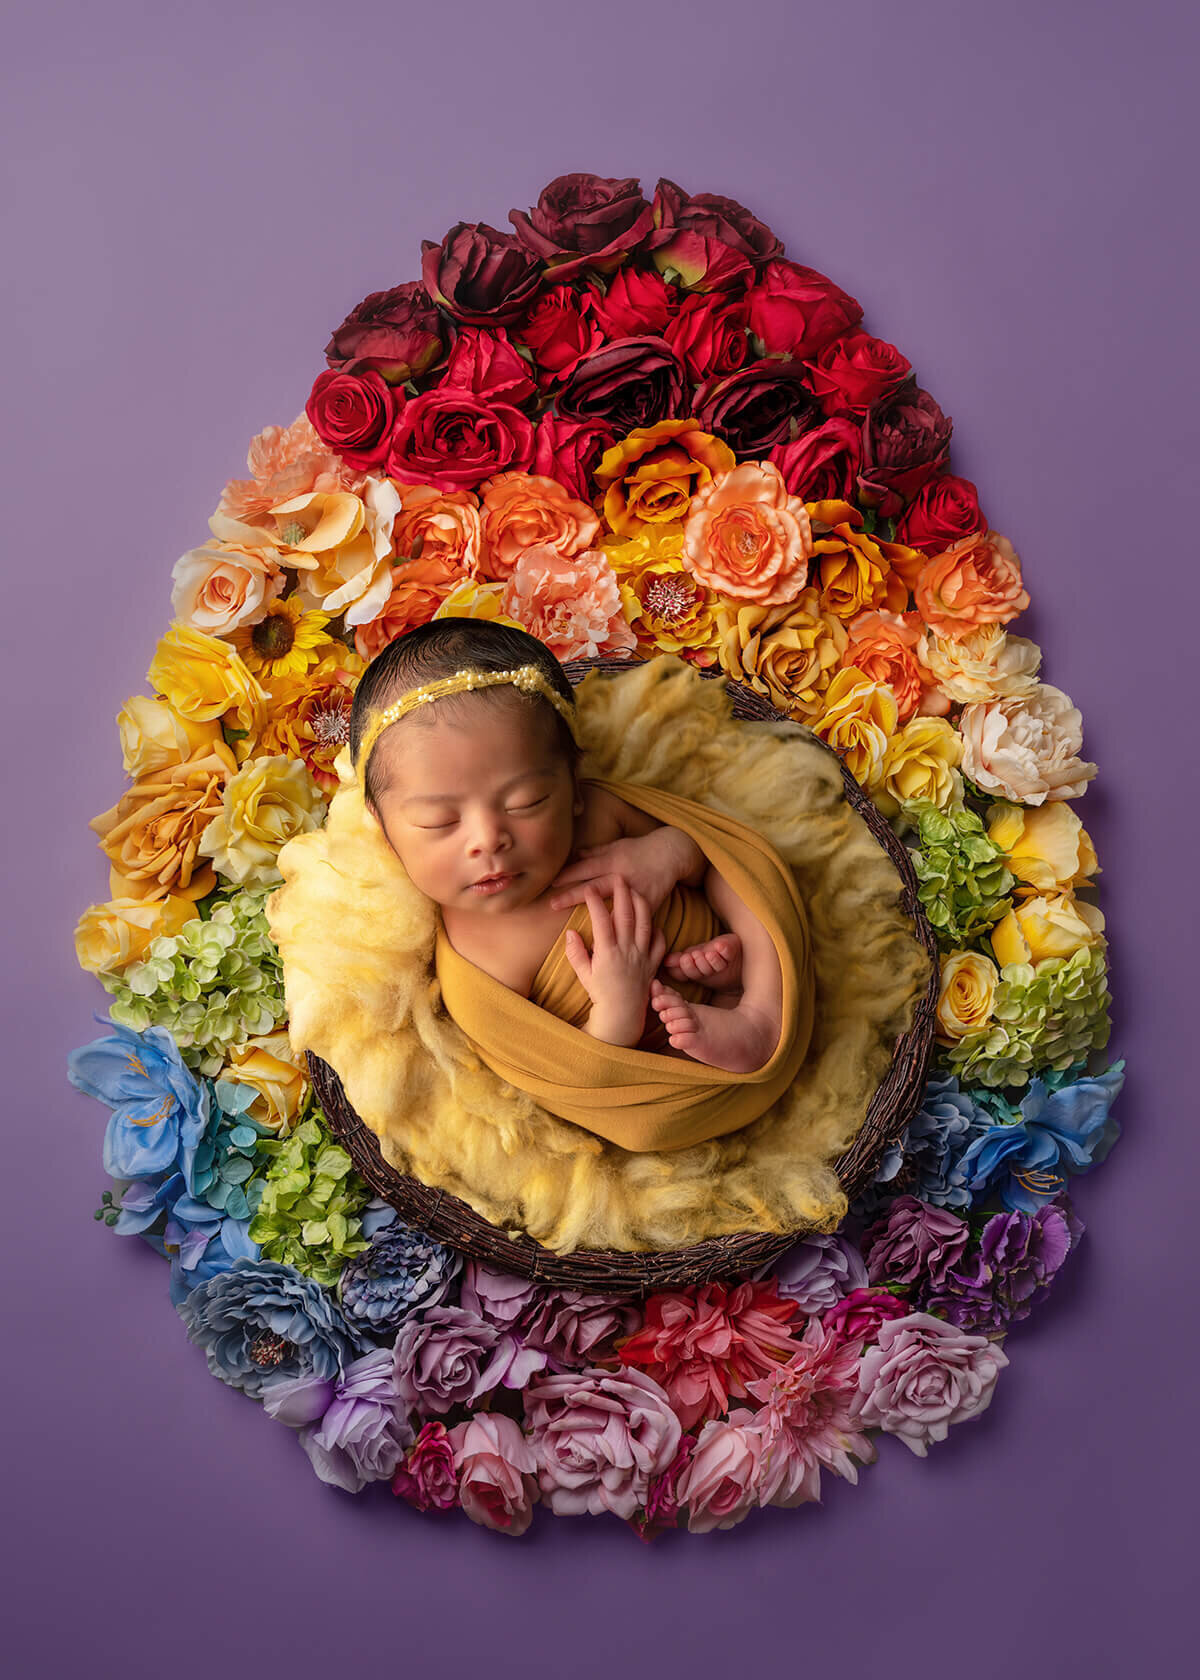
[942,946,1111,1088]
[101,887,286,1074]
[247,1112,371,1287]
[905,800,1014,948]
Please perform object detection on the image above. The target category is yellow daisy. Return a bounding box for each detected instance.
[229,593,333,681]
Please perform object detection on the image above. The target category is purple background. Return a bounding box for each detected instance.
[5,0,1197,1673]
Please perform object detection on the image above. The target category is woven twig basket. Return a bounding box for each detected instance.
[309,657,938,1295]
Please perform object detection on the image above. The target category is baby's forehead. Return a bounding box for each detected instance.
[374,694,564,789]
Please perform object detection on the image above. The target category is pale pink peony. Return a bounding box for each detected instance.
[523,1366,681,1519]
[959,682,1097,804]
[920,624,1042,706]
[218,414,361,525]
[501,545,638,660]
[449,1413,539,1536]
[674,1411,769,1533]
[683,461,813,606]
[170,542,285,635]
[747,1319,876,1506]
[854,1312,1009,1456]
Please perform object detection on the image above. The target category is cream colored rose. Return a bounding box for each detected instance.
[990,892,1105,967]
[74,895,196,976]
[936,950,999,1041]
[198,755,327,886]
[920,624,1042,706]
[811,665,898,786]
[91,739,239,902]
[220,1031,308,1130]
[876,716,963,816]
[959,683,1097,804]
[170,541,285,635]
[987,801,1098,895]
[117,695,223,779]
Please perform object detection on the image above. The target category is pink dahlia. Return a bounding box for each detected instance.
[745,1318,876,1507]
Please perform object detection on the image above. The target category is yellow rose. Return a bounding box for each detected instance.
[198,755,327,885]
[808,501,907,621]
[990,891,1106,967]
[987,801,1098,895]
[117,694,223,779]
[432,577,523,628]
[595,421,736,537]
[936,950,999,1041]
[811,665,898,785]
[147,623,268,735]
[91,739,239,902]
[714,588,847,718]
[875,716,964,816]
[220,1032,308,1131]
[74,895,196,976]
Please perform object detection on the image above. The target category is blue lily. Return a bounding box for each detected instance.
[68,1018,209,1186]
[958,1062,1125,1212]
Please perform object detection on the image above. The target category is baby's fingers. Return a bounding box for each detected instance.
[649,926,667,970]
[563,927,591,983]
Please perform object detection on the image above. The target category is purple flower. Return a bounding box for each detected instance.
[462,1262,642,1371]
[524,1366,682,1519]
[265,1348,414,1493]
[927,1202,1078,1333]
[855,1312,1009,1456]
[864,1195,971,1291]
[766,1233,869,1316]
[392,1305,547,1416]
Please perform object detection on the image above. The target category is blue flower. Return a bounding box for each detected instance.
[957,1062,1125,1212]
[112,1172,260,1307]
[850,1075,991,1222]
[68,1019,209,1185]
[337,1220,462,1337]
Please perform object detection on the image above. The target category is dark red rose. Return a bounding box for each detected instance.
[386,389,535,492]
[895,473,986,553]
[694,358,820,458]
[857,384,953,518]
[746,260,863,360]
[305,368,398,471]
[647,177,783,293]
[557,337,687,434]
[519,285,605,387]
[805,328,913,417]
[533,413,615,503]
[769,417,863,501]
[663,293,750,383]
[420,222,543,326]
[585,267,677,339]
[324,281,445,384]
[508,173,655,282]
[438,326,537,407]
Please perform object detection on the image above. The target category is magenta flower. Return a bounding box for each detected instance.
[822,1288,910,1348]
[863,1196,971,1291]
[392,1421,458,1512]
[746,1319,876,1506]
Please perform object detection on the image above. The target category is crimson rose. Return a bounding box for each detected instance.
[746,259,863,360]
[386,389,534,491]
[519,285,604,387]
[664,293,750,383]
[421,222,542,326]
[805,328,913,417]
[857,385,953,518]
[557,337,686,434]
[305,368,398,471]
[769,417,863,501]
[648,177,782,292]
[895,473,986,553]
[695,358,820,457]
[324,281,445,384]
[586,267,677,339]
[533,414,615,502]
[440,327,537,406]
[509,173,655,282]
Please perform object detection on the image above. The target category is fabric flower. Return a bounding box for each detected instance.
[990,892,1105,968]
[68,1019,210,1184]
[714,589,847,719]
[226,593,334,682]
[682,461,812,605]
[392,1306,545,1415]
[432,577,523,630]
[594,420,735,537]
[663,292,750,383]
[748,1319,877,1506]
[936,951,1000,1042]
[628,1433,695,1541]
[746,260,862,360]
[805,328,912,417]
[217,1031,307,1131]
[842,609,938,724]
[945,947,1112,1089]
[987,801,1098,896]
[420,220,542,326]
[876,715,963,814]
[324,281,445,383]
[147,623,269,736]
[217,414,356,527]
[767,1233,869,1316]
[279,1347,414,1493]
[339,1223,462,1337]
[585,265,676,338]
[462,1262,642,1371]
[811,665,898,787]
[392,1421,458,1512]
[915,530,1030,640]
[170,541,285,637]
[74,894,196,977]
[253,650,364,792]
[855,1312,1009,1456]
[440,325,539,404]
[694,359,820,458]
[863,1196,971,1291]
[614,539,722,667]
[285,480,401,628]
[959,683,1097,804]
[822,1289,910,1347]
[895,473,986,554]
[810,503,907,621]
[449,1413,540,1536]
[920,623,1041,706]
[532,413,615,503]
[501,545,638,660]
[197,755,326,888]
[857,385,952,519]
[954,1064,1125,1210]
[115,695,223,780]
[925,1202,1076,1333]
[390,484,482,571]
[90,737,237,904]
[305,367,399,470]
[523,1366,682,1520]
[517,288,603,388]
[478,472,600,581]
[353,555,466,661]
[557,337,687,436]
[110,1170,259,1308]
[387,389,535,493]
[247,1114,371,1287]
[674,1413,767,1532]
[509,173,655,281]
[906,802,1015,945]
[769,416,863,502]
[647,176,782,291]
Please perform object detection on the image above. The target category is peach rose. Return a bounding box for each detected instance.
[198,754,327,886]
[477,472,600,583]
[876,715,963,815]
[219,1032,308,1130]
[842,609,943,723]
[809,501,907,621]
[391,484,483,572]
[915,530,1030,640]
[811,665,899,786]
[170,541,286,636]
[501,545,638,660]
[117,696,223,780]
[683,462,812,606]
[74,894,197,976]
[986,801,1098,895]
[959,683,1097,805]
[990,892,1105,968]
[354,556,466,660]
[920,624,1042,706]
[256,650,365,791]
[594,420,736,537]
[217,414,359,528]
[147,624,269,736]
[91,738,238,903]
[715,589,847,718]
[936,951,999,1041]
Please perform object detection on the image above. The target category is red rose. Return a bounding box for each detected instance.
[895,473,986,553]
[305,368,398,471]
[746,260,863,359]
[533,414,615,503]
[557,337,686,434]
[805,328,913,417]
[420,222,542,326]
[324,281,445,384]
[769,417,863,501]
[663,293,750,383]
[519,285,605,387]
[857,385,953,518]
[695,358,820,457]
[648,177,782,293]
[509,173,656,282]
[586,267,677,339]
[386,389,535,492]
[439,326,537,406]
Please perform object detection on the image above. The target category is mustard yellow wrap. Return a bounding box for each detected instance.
[435,777,815,1153]
[268,656,930,1254]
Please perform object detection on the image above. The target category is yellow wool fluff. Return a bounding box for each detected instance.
[267,657,929,1253]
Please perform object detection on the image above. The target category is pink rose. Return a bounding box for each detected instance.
[449,1413,539,1536]
[501,545,638,661]
[391,1420,458,1512]
[524,1366,682,1519]
[855,1312,1009,1456]
[674,1412,768,1533]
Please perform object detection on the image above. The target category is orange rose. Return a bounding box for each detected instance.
[353,556,465,661]
[477,472,600,582]
[809,501,907,621]
[594,420,736,537]
[842,609,944,723]
[915,529,1030,640]
[90,739,238,902]
[391,484,483,572]
[682,462,812,605]
[715,588,848,718]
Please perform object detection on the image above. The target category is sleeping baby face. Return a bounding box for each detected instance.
[369,695,583,916]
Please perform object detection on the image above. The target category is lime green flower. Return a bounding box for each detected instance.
[905,800,1014,948]
[247,1112,371,1287]
[942,947,1111,1088]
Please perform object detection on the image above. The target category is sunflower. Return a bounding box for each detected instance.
[229,593,333,681]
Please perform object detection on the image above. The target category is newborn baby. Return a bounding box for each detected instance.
[351,618,784,1074]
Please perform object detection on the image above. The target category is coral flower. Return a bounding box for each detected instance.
[391,484,483,572]
[501,546,638,661]
[594,419,735,537]
[354,556,466,661]
[682,462,812,606]
[170,541,286,637]
[217,414,359,527]
[842,609,942,723]
[915,530,1030,640]
[478,472,600,582]
[228,594,334,681]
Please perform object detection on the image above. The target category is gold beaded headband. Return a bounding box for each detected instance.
[356,664,580,773]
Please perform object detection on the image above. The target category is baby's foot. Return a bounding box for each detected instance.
[661,932,743,991]
[648,980,779,1073]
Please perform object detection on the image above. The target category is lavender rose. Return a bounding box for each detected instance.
[293,1347,414,1493]
[864,1195,971,1292]
[524,1366,682,1519]
[463,1262,641,1371]
[768,1233,869,1316]
[855,1312,1009,1456]
[392,1305,546,1415]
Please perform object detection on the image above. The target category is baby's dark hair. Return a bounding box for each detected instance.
[350,618,581,811]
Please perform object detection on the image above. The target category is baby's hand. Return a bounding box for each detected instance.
[563,878,667,1047]
[550,828,703,915]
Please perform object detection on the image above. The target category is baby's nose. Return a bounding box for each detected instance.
[465,810,512,855]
